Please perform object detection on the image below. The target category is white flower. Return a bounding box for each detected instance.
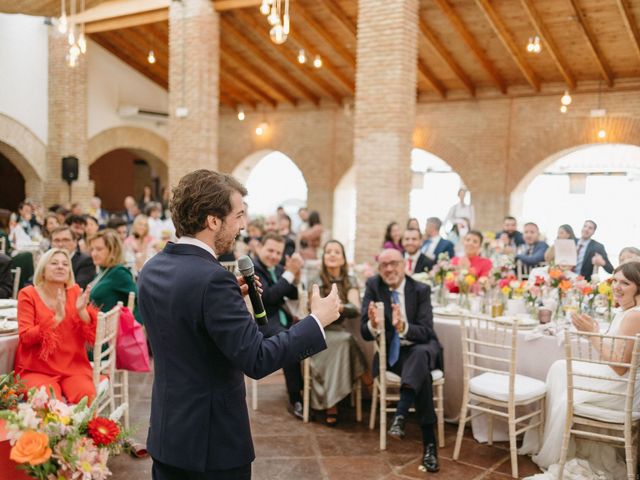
[30,386,49,410]
[17,403,40,430]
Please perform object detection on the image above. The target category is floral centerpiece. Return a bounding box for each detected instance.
[429,253,452,304]
[0,372,24,411]
[0,386,128,480]
[573,276,595,314]
[596,278,614,321]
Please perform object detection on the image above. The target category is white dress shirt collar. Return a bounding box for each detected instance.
[177,236,217,259]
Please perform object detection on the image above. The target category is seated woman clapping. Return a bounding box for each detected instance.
[307,240,368,426]
[15,248,98,404]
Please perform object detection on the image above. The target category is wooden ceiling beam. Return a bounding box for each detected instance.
[567,0,613,87]
[219,78,258,109]
[71,0,168,23]
[220,45,297,105]
[317,0,356,39]
[220,56,278,107]
[214,0,261,11]
[85,9,168,33]
[432,0,506,94]
[219,93,237,109]
[615,0,640,65]
[232,10,344,102]
[418,17,475,96]
[294,6,355,69]
[475,0,540,91]
[106,26,169,67]
[520,0,576,90]
[418,61,446,98]
[221,19,320,104]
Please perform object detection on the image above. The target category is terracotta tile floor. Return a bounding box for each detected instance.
[109,370,542,479]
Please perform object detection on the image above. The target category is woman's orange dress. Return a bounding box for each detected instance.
[14,284,98,403]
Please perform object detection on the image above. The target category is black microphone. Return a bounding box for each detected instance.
[237,255,268,326]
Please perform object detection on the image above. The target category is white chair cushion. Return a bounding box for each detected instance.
[385,369,444,384]
[574,403,640,424]
[469,372,545,402]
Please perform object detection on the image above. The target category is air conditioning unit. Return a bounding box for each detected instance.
[118,105,169,123]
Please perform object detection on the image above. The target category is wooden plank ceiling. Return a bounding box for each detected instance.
[4,0,640,108]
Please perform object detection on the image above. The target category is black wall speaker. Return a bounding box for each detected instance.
[61,156,79,183]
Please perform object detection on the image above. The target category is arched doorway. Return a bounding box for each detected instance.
[515,143,640,262]
[89,148,167,212]
[232,151,307,221]
[0,151,25,211]
[410,148,468,231]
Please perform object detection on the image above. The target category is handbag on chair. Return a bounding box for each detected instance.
[115,307,151,372]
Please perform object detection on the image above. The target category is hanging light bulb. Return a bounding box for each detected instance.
[237,108,245,121]
[58,0,68,34]
[68,28,75,46]
[283,0,290,34]
[561,90,572,106]
[526,37,534,53]
[598,129,606,139]
[313,55,322,69]
[297,49,306,64]
[533,36,541,53]
[269,25,287,45]
[259,0,271,15]
[78,32,87,54]
[255,122,268,136]
[69,43,80,58]
[560,105,568,113]
[147,50,156,64]
[267,5,280,26]
[67,49,79,67]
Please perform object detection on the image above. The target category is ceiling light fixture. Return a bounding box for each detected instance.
[147,50,156,64]
[561,90,572,106]
[255,121,268,136]
[237,108,245,121]
[297,49,306,64]
[526,35,541,54]
[260,0,290,44]
[560,105,567,114]
[313,55,323,69]
[598,129,606,139]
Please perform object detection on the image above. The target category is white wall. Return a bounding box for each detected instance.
[0,14,48,143]
[87,40,168,139]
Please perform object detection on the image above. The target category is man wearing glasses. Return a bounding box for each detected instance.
[50,226,96,289]
[361,248,443,472]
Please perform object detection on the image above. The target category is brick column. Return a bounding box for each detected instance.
[46,31,93,207]
[353,0,419,262]
[168,0,219,187]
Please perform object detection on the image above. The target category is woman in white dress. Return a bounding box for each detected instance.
[521,261,640,479]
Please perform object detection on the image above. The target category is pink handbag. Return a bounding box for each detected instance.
[116,307,151,372]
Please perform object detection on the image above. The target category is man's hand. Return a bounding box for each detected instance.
[237,275,263,296]
[592,253,606,267]
[285,253,304,277]
[368,301,379,330]
[310,283,340,328]
[391,303,404,333]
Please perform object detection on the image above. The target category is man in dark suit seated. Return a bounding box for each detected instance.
[403,228,431,275]
[253,232,306,418]
[496,216,524,253]
[138,170,340,480]
[361,248,443,473]
[264,214,295,265]
[421,217,454,263]
[514,222,548,267]
[576,219,613,281]
[0,253,12,299]
[50,226,96,289]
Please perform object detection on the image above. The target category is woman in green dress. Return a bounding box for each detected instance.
[307,240,367,426]
[88,229,140,323]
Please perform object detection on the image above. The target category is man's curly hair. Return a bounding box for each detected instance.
[170,170,247,237]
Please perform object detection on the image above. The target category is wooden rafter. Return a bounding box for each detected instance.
[219,78,257,109]
[111,26,168,68]
[232,10,345,102]
[219,93,237,109]
[567,0,613,86]
[520,0,576,90]
[317,0,356,39]
[432,0,506,94]
[418,61,446,98]
[214,0,261,11]
[221,18,320,104]
[72,0,168,23]
[220,45,297,105]
[85,9,168,33]
[418,17,475,96]
[294,5,355,68]
[615,0,640,65]
[219,64,277,107]
[475,0,540,91]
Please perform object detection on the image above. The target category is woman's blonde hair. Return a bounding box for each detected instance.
[33,248,75,287]
[132,214,150,238]
[90,229,124,267]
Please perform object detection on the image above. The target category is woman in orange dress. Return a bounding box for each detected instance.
[15,248,98,404]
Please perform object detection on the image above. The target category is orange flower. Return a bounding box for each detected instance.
[549,268,563,280]
[10,431,52,466]
[581,285,593,296]
[559,279,573,292]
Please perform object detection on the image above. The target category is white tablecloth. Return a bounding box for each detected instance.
[434,315,566,442]
[0,334,18,375]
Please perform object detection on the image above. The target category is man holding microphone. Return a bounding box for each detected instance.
[138,170,340,480]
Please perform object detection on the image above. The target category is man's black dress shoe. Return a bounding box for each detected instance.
[422,443,439,473]
[288,401,304,420]
[388,415,406,439]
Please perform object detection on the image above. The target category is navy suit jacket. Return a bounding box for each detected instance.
[138,243,326,472]
[71,251,96,289]
[360,275,443,373]
[421,237,455,263]
[515,241,549,267]
[253,257,298,337]
[578,239,614,281]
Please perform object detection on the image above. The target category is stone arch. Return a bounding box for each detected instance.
[0,113,46,200]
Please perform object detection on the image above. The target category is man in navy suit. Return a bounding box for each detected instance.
[361,249,443,473]
[253,232,306,418]
[403,228,431,275]
[421,217,454,264]
[514,222,548,267]
[576,219,613,281]
[138,170,341,480]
